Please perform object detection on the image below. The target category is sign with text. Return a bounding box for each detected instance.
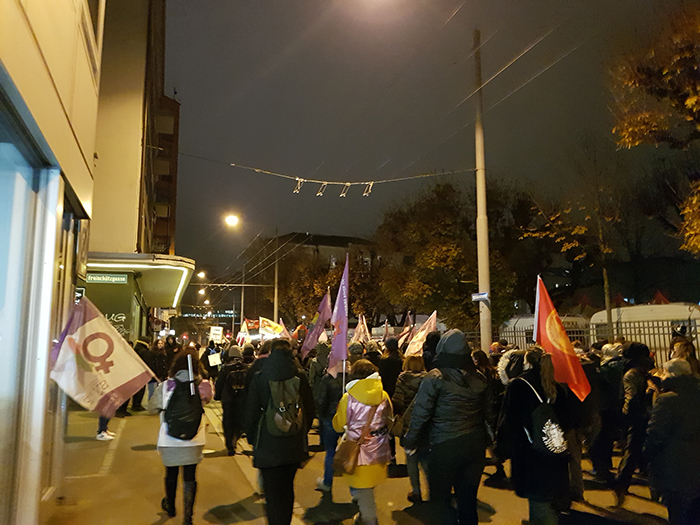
[209,326,223,343]
[87,273,128,284]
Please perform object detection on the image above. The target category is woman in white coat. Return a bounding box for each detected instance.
[149,349,213,524]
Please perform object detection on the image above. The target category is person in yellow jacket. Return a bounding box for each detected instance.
[333,359,393,525]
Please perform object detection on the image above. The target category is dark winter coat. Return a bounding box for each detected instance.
[622,367,648,421]
[244,348,315,469]
[147,351,169,382]
[215,360,249,434]
[315,373,345,421]
[378,353,403,398]
[645,374,700,498]
[495,368,570,502]
[404,358,490,449]
[392,370,427,446]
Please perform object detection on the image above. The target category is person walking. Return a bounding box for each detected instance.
[392,355,428,503]
[164,334,179,370]
[314,359,349,495]
[148,349,213,525]
[215,346,248,455]
[333,359,393,525]
[495,347,570,525]
[147,338,169,400]
[404,329,491,525]
[244,338,315,525]
[645,358,700,524]
[378,337,403,465]
[203,339,220,382]
[615,342,655,506]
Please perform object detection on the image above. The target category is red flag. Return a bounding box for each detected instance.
[534,276,590,401]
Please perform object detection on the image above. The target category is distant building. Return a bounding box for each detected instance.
[276,232,374,268]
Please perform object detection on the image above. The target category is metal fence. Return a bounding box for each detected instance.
[465,320,700,368]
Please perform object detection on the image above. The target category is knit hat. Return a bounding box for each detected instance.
[436,329,468,355]
[664,358,692,378]
[242,343,255,357]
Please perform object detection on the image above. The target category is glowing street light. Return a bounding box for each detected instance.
[197,271,206,278]
[224,214,239,227]
[204,299,210,305]
[198,289,205,295]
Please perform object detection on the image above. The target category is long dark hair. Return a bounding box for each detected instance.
[471,349,494,380]
[169,349,200,378]
[525,347,557,401]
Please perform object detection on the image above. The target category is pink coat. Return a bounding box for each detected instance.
[346,393,392,466]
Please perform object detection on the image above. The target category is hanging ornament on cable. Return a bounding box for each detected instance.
[316,183,327,197]
[339,183,351,198]
[363,182,374,197]
[293,178,305,193]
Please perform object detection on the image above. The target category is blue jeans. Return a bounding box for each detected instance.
[322,419,341,487]
[406,446,429,496]
[98,416,110,434]
[148,380,157,400]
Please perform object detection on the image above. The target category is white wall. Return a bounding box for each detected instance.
[0,0,102,217]
[89,0,149,253]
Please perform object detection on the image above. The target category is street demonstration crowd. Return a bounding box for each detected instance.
[107,330,700,525]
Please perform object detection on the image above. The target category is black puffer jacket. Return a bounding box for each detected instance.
[403,331,490,449]
[316,373,345,421]
[392,371,426,415]
[244,348,315,469]
[645,374,700,497]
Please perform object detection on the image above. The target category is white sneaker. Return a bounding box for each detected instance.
[96,431,114,441]
[105,430,116,436]
[315,478,331,492]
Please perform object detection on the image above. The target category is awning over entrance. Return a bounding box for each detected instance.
[87,252,195,308]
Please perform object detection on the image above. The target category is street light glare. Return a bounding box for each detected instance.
[225,215,239,227]
[204,299,210,305]
[197,271,206,278]
[198,289,205,295]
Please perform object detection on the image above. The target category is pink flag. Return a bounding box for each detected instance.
[405,311,438,356]
[330,254,350,370]
[398,312,414,347]
[279,318,292,339]
[382,320,390,342]
[351,314,371,344]
[50,297,154,418]
[301,290,333,358]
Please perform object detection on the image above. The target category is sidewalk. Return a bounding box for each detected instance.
[46,403,669,524]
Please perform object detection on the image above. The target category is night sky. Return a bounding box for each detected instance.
[165,0,682,275]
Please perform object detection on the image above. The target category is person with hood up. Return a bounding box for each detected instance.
[404,329,491,525]
[495,347,570,525]
[244,338,315,525]
[215,345,248,455]
[645,358,700,524]
[333,359,393,525]
[148,349,213,524]
[422,331,441,371]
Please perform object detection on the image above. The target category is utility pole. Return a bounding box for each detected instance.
[231,292,236,338]
[474,29,492,354]
[273,230,279,321]
[240,265,245,331]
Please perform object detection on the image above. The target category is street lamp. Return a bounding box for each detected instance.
[198,289,205,295]
[224,214,239,227]
[197,271,206,278]
[204,299,210,305]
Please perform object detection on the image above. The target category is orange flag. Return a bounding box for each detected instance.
[534,276,590,401]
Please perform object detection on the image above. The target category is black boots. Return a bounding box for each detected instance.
[183,481,197,525]
[162,475,177,517]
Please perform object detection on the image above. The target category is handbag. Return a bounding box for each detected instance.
[333,404,379,475]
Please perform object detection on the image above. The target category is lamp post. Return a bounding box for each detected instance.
[225,213,241,334]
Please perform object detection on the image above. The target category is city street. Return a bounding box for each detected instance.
[48,402,668,525]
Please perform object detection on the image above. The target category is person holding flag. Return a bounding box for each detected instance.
[301,289,332,359]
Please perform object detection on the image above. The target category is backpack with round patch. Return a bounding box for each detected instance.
[224,360,248,393]
[519,377,568,458]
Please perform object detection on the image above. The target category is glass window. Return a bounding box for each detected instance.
[0,106,39,524]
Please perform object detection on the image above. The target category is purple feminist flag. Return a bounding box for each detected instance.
[50,297,154,418]
[330,254,350,370]
[301,290,332,358]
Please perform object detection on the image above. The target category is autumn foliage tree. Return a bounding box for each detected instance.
[610,4,700,254]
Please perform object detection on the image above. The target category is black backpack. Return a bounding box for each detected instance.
[165,379,204,440]
[225,360,248,393]
[519,377,568,458]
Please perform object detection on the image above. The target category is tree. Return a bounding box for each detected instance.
[376,183,517,331]
[610,5,700,149]
[610,5,700,253]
